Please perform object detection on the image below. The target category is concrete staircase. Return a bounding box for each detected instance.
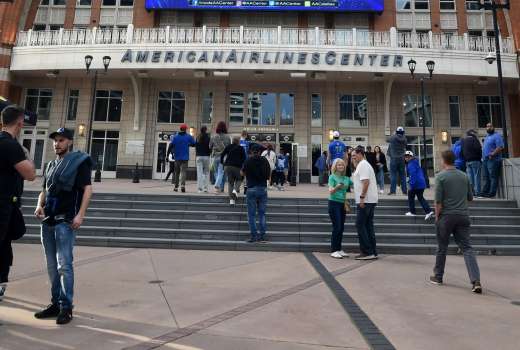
[19,191,520,255]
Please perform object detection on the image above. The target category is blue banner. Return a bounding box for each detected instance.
[145,0,384,12]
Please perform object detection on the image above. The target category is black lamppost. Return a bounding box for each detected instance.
[480,0,510,158]
[408,58,435,181]
[85,55,111,182]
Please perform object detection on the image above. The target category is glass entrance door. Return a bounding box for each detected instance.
[153,140,169,180]
[20,129,47,175]
[311,135,322,184]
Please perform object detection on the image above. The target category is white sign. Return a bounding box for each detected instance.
[297,145,307,157]
[125,140,145,156]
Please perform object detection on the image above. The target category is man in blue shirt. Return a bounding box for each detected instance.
[481,123,504,198]
[169,124,195,193]
[327,131,347,168]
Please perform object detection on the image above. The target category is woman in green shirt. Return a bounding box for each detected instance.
[328,159,353,259]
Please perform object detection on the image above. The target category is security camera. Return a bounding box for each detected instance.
[485,52,496,64]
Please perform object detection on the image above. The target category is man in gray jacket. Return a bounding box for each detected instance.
[387,126,407,195]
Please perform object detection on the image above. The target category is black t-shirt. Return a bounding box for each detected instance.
[43,159,92,220]
[243,156,271,189]
[0,131,26,199]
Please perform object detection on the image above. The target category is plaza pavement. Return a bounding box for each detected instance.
[1,244,520,350]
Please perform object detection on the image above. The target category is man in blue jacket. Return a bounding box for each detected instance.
[404,151,434,220]
[451,139,465,171]
[170,124,195,193]
[314,151,328,186]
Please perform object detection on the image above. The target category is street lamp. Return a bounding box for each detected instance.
[408,58,435,183]
[479,0,510,158]
[85,54,111,182]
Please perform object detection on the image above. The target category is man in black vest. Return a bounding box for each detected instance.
[34,128,93,324]
[0,106,36,301]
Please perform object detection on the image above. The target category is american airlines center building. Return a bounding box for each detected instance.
[4,0,520,181]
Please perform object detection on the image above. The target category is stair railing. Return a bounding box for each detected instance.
[499,158,520,207]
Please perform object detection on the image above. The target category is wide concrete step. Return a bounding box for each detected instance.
[24,224,520,245]
[21,208,520,226]
[20,199,520,216]
[22,216,520,235]
[17,234,520,255]
[21,193,517,208]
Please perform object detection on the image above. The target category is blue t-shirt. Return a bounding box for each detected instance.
[483,132,504,161]
[328,140,347,162]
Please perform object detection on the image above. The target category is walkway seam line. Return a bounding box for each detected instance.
[304,252,396,350]
[122,259,372,350]
[146,249,180,328]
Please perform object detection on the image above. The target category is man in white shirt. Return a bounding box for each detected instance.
[351,147,379,260]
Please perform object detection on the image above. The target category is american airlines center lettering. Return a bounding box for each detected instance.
[120,49,404,67]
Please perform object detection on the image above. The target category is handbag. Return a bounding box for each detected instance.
[344,198,352,214]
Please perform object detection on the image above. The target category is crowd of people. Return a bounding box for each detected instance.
[0,111,502,326]
[165,122,291,197]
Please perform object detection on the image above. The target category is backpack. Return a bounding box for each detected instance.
[276,157,285,171]
[212,134,227,155]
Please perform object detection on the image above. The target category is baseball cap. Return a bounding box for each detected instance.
[180,124,188,131]
[405,150,414,157]
[49,127,74,140]
[396,126,404,133]
[332,131,340,138]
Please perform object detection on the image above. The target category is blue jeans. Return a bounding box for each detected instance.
[390,158,407,194]
[355,203,377,256]
[246,187,267,239]
[213,157,226,191]
[466,160,482,196]
[328,200,346,252]
[376,166,385,191]
[407,188,432,214]
[41,222,76,309]
[482,158,501,197]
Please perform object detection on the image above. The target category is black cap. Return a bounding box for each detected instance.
[49,127,74,140]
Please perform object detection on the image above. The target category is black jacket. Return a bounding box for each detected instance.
[366,152,377,172]
[195,133,211,157]
[375,152,388,173]
[221,143,246,168]
[461,135,482,162]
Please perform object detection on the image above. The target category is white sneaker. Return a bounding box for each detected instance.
[232,189,238,200]
[0,284,6,301]
[405,212,415,216]
[280,187,285,191]
[379,190,384,194]
[338,250,349,258]
[197,190,203,194]
[230,199,236,206]
[425,212,435,221]
[330,251,343,259]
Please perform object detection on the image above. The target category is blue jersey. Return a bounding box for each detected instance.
[328,140,347,162]
[239,138,249,158]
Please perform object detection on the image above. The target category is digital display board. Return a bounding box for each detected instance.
[145,0,384,12]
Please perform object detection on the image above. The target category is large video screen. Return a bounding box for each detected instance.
[145,0,384,12]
